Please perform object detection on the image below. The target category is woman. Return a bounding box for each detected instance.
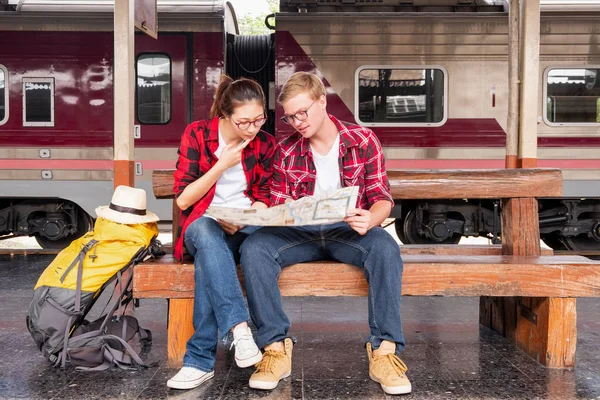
[167,75,275,390]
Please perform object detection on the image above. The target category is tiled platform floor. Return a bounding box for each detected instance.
[1,254,599,399]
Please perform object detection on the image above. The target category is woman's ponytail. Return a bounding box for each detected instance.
[209,75,234,118]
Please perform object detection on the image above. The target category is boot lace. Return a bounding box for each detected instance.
[374,353,408,377]
[254,349,286,374]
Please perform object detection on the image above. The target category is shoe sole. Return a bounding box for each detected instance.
[249,370,291,390]
[369,373,412,395]
[167,370,215,390]
[235,350,263,369]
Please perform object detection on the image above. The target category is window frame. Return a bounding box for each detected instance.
[0,65,8,126]
[543,65,600,127]
[22,77,55,127]
[135,52,173,125]
[354,64,448,128]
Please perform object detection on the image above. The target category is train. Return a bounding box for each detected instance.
[0,0,599,253]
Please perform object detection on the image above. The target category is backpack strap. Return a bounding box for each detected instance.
[59,316,75,368]
[56,239,100,368]
[59,239,99,313]
[59,239,98,284]
[58,242,157,370]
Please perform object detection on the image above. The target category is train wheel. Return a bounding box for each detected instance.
[394,218,408,244]
[35,209,93,249]
[401,209,461,245]
[563,235,600,259]
[541,232,569,251]
[563,234,600,251]
[563,221,600,259]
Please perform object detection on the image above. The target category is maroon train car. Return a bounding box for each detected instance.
[0,0,599,253]
[0,0,234,247]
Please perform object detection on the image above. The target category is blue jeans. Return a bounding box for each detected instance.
[182,217,259,372]
[239,222,405,355]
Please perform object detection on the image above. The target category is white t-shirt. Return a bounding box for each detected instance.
[311,134,342,198]
[210,129,252,209]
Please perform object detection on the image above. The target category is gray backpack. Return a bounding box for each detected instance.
[26,221,163,370]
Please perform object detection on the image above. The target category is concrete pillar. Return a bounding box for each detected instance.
[518,0,541,168]
[113,0,135,188]
[505,0,520,169]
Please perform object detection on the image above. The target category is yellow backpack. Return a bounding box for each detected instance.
[27,217,161,370]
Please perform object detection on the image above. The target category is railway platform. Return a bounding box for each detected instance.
[1,253,600,399]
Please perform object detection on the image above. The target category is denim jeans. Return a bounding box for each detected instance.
[240,222,405,355]
[182,217,259,372]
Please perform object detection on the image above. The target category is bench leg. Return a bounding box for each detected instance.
[482,198,577,368]
[167,298,194,368]
[480,296,577,368]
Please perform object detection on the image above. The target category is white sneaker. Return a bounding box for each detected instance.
[231,326,263,368]
[167,366,214,390]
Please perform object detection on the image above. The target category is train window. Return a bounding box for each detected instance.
[545,68,600,125]
[356,66,447,126]
[22,77,54,127]
[0,65,7,125]
[136,53,172,124]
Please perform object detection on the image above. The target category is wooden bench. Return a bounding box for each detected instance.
[134,168,600,368]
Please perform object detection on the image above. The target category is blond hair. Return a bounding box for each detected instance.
[278,72,326,104]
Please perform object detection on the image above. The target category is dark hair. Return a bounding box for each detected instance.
[209,75,266,118]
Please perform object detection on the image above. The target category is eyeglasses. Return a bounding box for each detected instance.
[280,101,316,125]
[231,116,268,130]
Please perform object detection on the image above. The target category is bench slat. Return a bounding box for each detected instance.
[170,244,553,263]
[152,168,563,200]
[401,244,552,256]
[133,254,600,299]
[387,168,562,199]
[153,170,176,199]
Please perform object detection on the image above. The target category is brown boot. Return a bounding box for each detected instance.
[249,338,293,390]
[367,341,412,395]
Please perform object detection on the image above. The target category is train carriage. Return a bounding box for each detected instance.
[0,0,236,247]
[0,0,599,253]
[274,0,600,251]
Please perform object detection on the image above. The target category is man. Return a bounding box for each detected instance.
[240,72,410,395]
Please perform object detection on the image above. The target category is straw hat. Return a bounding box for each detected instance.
[95,185,159,224]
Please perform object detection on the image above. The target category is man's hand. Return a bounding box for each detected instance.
[344,208,372,235]
[217,219,244,235]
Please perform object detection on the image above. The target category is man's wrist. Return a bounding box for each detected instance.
[367,217,375,231]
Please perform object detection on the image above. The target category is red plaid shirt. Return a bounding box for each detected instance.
[270,114,393,208]
[173,117,276,261]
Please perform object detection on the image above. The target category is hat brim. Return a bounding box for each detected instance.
[95,206,160,225]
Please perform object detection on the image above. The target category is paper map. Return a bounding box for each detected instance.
[205,186,359,226]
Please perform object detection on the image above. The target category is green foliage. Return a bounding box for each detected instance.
[237,0,278,35]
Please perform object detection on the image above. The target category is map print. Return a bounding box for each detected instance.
[205,186,359,226]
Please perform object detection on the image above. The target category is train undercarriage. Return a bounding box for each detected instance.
[1,198,599,254]
[393,198,600,255]
[0,199,93,249]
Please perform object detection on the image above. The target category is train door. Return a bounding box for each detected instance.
[133,33,189,220]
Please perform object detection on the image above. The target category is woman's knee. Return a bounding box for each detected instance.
[186,218,221,242]
[185,218,224,254]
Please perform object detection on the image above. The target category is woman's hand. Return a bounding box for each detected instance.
[216,139,250,170]
[252,201,268,209]
[218,219,244,235]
